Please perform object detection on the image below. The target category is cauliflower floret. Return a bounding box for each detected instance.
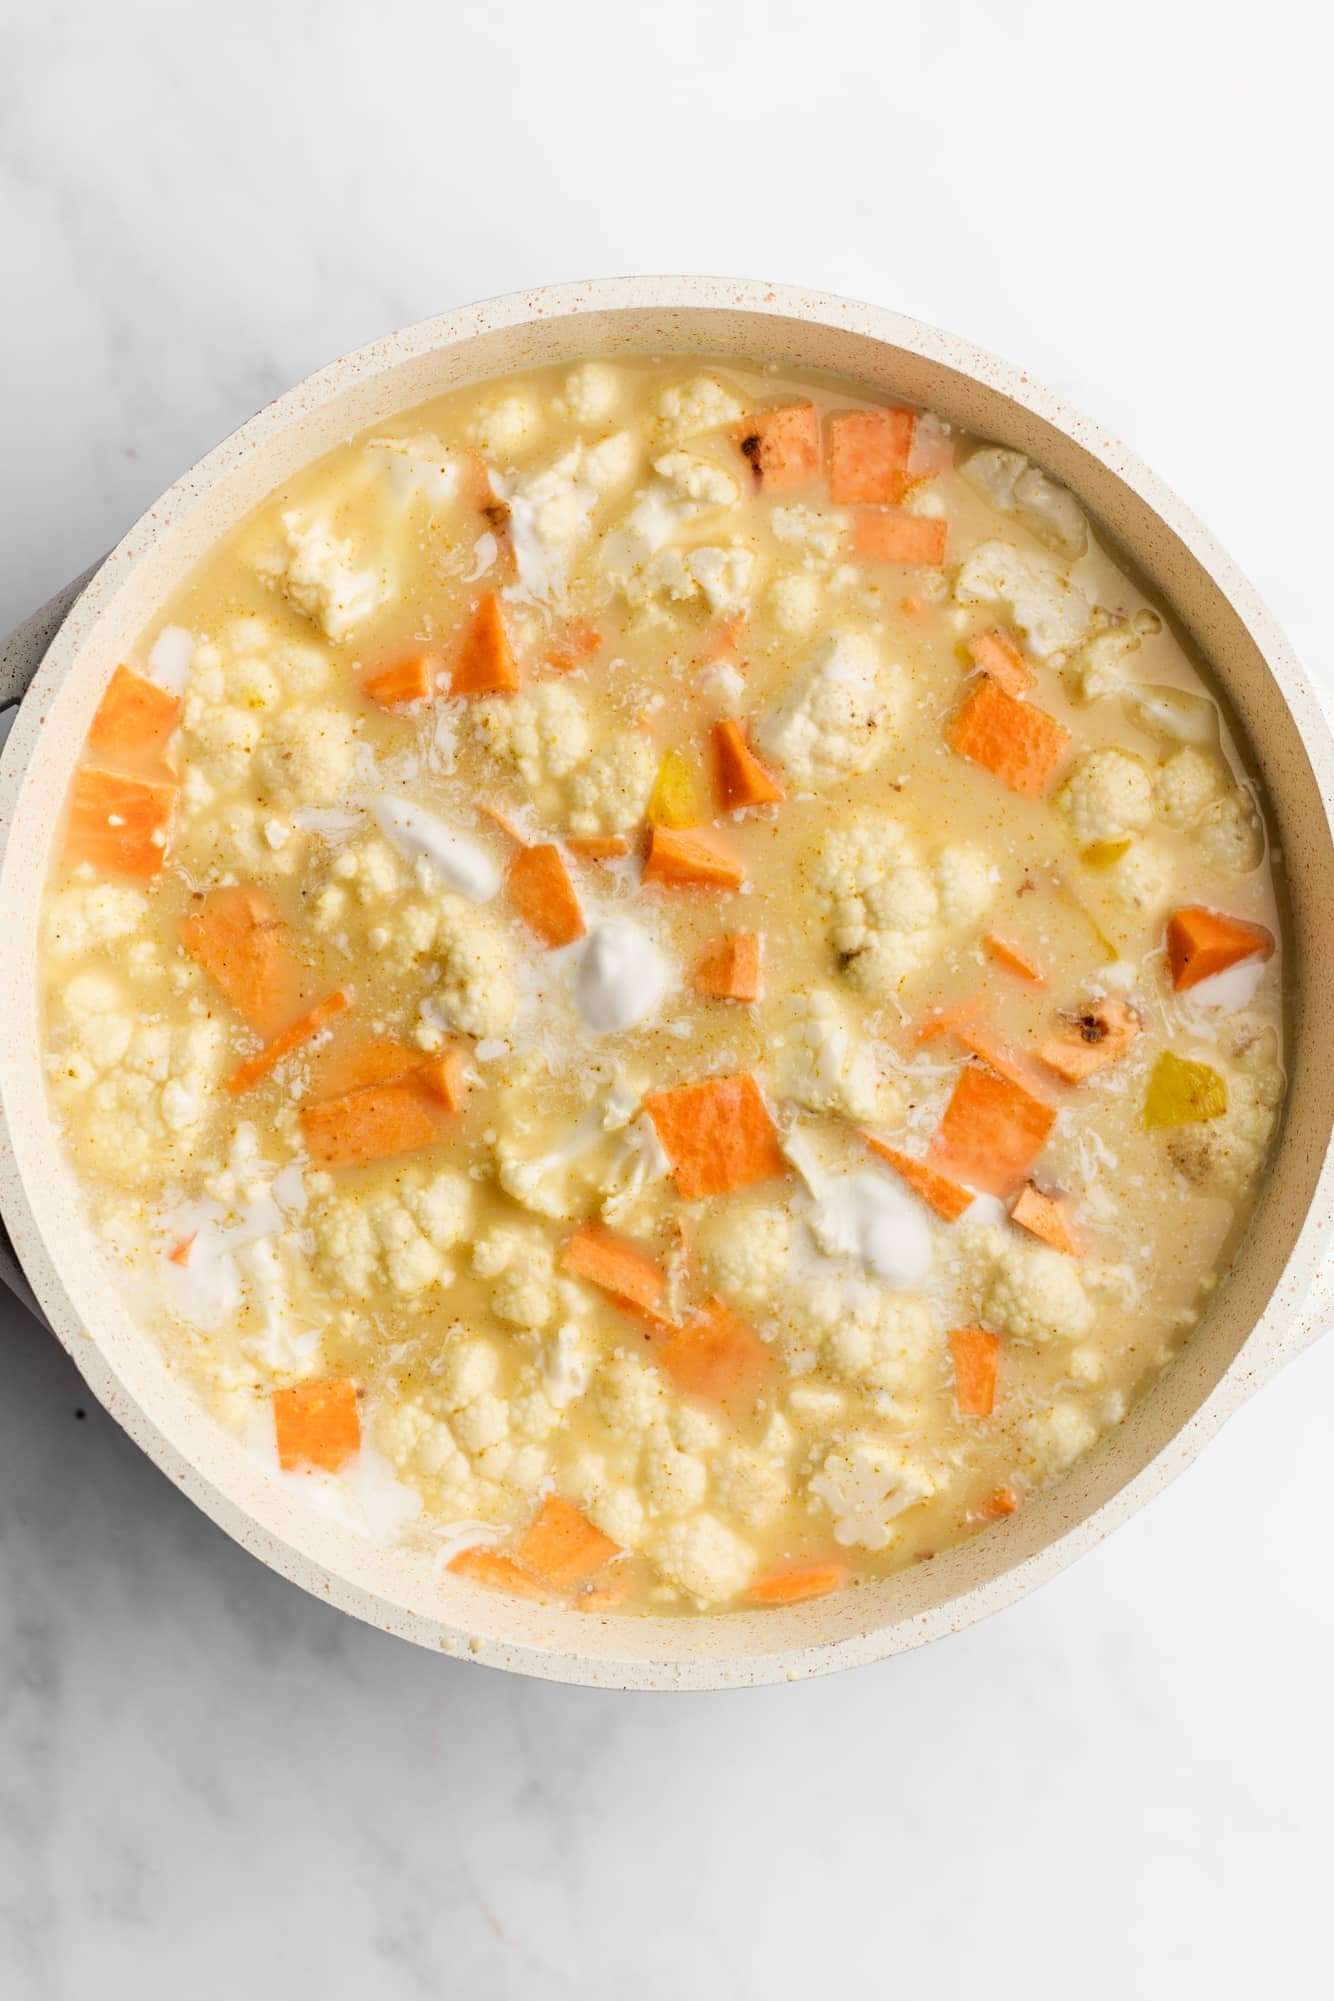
[934,844,996,929]
[558,362,624,426]
[468,392,542,458]
[439,1336,502,1410]
[364,432,460,508]
[642,1441,710,1517]
[713,1442,791,1527]
[652,375,746,445]
[49,982,227,1188]
[254,707,356,806]
[428,898,516,1040]
[652,1513,755,1601]
[766,570,824,635]
[698,1201,793,1312]
[472,1221,560,1329]
[812,814,951,997]
[472,682,591,794]
[775,989,904,1125]
[1023,1399,1099,1475]
[953,539,1092,660]
[311,1168,472,1296]
[978,1227,1094,1345]
[809,1436,936,1551]
[43,884,148,961]
[567,1454,648,1549]
[498,438,635,605]
[1163,1050,1281,1195]
[962,448,1088,559]
[1154,747,1228,828]
[819,1288,938,1393]
[1066,620,1144,703]
[653,450,740,509]
[180,698,260,786]
[1103,841,1175,915]
[1199,791,1264,874]
[756,633,904,791]
[565,729,656,835]
[769,504,846,563]
[593,1351,668,1433]
[453,1391,510,1456]
[1056,749,1155,846]
[684,545,754,616]
[259,512,388,641]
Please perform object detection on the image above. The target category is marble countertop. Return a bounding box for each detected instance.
[3,2,1332,1993]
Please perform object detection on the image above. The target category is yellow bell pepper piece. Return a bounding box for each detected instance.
[1143,1051,1228,1128]
[648,749,702,829]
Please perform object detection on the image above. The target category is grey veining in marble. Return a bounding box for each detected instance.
[2,1,1332,1994]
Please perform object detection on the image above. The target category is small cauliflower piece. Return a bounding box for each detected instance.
[254,707,357,806]
[472,1221,561,1329]
[472,682,591,795]
[1103,841,1175,915]
[43,884,149,961]
[428,898,517,1040]
[311,1167,472,1297]
[697,1201,793,1313]
[653,450,740,509]
[953,539,1092,660]
[259,513,388,642]
[559,362,624,426]
[497,439,634,605]
[1023,1399,1099,1475]
[934,845,996,929]
[713,1440,792,1528]
[593,1350,668,1433]
[962,448,1088,559]
[812,813,987,998]
[977,1226,1094,1345]
[809,1437,936,1551]
[756,633,904,791]
[765,570,824,636]
[652,374,747,445]
[642,1441,710,1517]
[565,730,657,836]
[468,391,543,458]
[1154,747,1228,829]
[1057,749,1155,846]
[652,1513,756,1601]
[1198,791,1264,874]
[685,545,754,617]
[818,1287,939,1394]
[1163,1037,1282,1194]
[1066,620,1144,704]
[776,989,903,1125]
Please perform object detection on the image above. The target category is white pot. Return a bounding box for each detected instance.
[2,277,1331,1689]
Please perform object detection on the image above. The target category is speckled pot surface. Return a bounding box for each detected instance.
[2,278,1331,1689]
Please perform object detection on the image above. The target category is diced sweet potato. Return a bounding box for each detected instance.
[545,621,603,674]
[947,677,1072,799]
[415,1046,466,1112]
[853,511,948,567]
[928,1061,1056,1198]
[1037,999,1141,1083]
[645,1073,785,1200]
[309,1036,421,1101]
[983,932,1046,985]
[657,1296,774,1407]
[518,1497,618,1588]
[1166,906,1275,991]
[966,629,1034,697]
[566,834,630,861]
[950,1328,999,1418]
[691,931,761,1003]
[955,1022,1054,1100]
[1010,1182,1080,1255]
[561,1224,666,1311]
[363,652,440,707]
[981,1485,1020,1519]
[447,1546,553,1601]
[300,1081,439,1169]
[747,1560,848,1607]
[863,1135,973,1222]
[180,884,303,1037]
[642,825,745,890]
[734,402,821,492]
[713,719,786,811]
[226,988,349,1097]
[827,407,914,505]
[451,592,520,695]
[87,664,181,762]
[65,767,178,878]
[507,842,585,948]
[273,1378,361,1473]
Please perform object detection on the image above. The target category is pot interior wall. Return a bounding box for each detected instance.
[2,285,1331,1684]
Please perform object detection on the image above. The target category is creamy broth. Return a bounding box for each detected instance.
[37,357,1285,1613]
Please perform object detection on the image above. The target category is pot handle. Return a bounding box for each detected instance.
[0,559,105,1331]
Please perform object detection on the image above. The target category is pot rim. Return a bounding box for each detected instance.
[3,275,1332,1689]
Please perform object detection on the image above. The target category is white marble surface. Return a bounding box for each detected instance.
[3,1,1333,1993]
